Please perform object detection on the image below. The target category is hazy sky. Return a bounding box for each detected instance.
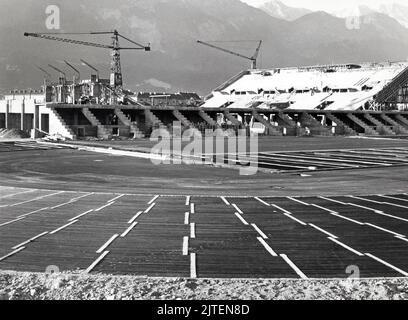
[241,0,406,11]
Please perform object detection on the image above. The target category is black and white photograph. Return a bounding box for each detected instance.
[1,0,408,308]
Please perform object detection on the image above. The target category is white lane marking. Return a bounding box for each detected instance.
[319,196,349,206]
[12,231,49,250]
[271,203,292,215]
[148,195,159,205]
[373,211,408,223]
[190,253,197,278]
[280,254,308,279]
[185,196,191,206]
[183,236,189,256]
[257,237,277,257]
[378,195,408,203]
[144,202,156,213]
[349,196,383,204]
[251,224,268,239]
[0,189,35,199]
[282,212,307,226]
[328,237,364,256]
[121,222,138,238]
[309,223,338,239]
[232,204,243,214]
[254,197,270,206]
[109,194,125,202]
[69,209,94,222]
[96,234,119,254]
[287,197,310,206]
[220,196,230,206]
[346,202,383,214]
[184,212,190,225]
[396,236,408,243]
[0,247,26,262]
[50,193,94,209]
[18,207,49,218]
[85,251,110,273]
[50,220,78,235]
[128,211,143,224]
[234,212,249,225]
[190,223,196,239]
[382,202,408,209]
[69,192,94,202]
[0,216,25,228]
[95,201,115,212]
[190,203,195,214]
[365,223,405,238]
[365,253,408,277]
[5,191,64,207]
[328,212,365,226]
[311,204,337,213]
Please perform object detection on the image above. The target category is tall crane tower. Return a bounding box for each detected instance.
[24,30,150,93]
[197,40,262,69]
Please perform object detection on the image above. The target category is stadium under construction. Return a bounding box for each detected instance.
[2,61,408,139]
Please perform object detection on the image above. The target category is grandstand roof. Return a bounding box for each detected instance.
[201,62,408,111]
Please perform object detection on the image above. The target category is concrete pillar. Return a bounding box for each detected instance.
[21,99,25,131]
[34,105,39,131]
[5,100,10,129]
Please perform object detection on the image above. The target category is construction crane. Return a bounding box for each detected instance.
[64,60,80,82]
[48,64,66,82]
[36,66,52,80]
[197,40,262,69]
[24,30,150,93]
[80,59,99,79]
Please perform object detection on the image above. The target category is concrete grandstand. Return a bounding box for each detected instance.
[1,61,408,139]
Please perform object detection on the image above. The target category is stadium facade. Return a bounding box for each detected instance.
[1,61,408,139]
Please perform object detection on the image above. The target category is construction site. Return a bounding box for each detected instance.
[1,28,408,301]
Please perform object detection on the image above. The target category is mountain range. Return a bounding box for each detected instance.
[1,0,408,96]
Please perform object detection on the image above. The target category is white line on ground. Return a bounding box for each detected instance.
[382,201,408,209]
[183,236,189,256]
[190,203,195,214]
[0,216,25,228]
[365,223,405,238]
[373,210,408,223]
[220,196,230,206]
[282,212,307,226]
[396,236,408,243]
[251,224,268,239]
[121,222,138,238]
[69,209,94,222]
[0,247,26,262]
[5,191,64,208]
[50,220,78,235]
[378,195,408,203]
[70,193,94,202]
[254,197,270,206]
[190,253,197,278]
[185,196,191,206]
[349,196,384,204]
[95,201,115,212]
[148,195,159,204]
[257,237,277,256]
[190,223,196,239]
[12,231,49,250]
[311,204,337,213]
[96,234,119,254]
[328,237,364,256]
[309,223,338,239]
[319,196,349,206]
[365,253,408,277]
[232,203,243,214]
[234,212,249,225]
[85,251,110,273]
[287,197,310,206]
[328,212,365,226]
[280,254,308,279]
[184,212,190,225]
[18,207,49,218]
[144,202,156,214]
[128,211,143,224]
[346,202,383,214]
[271,203,292,215]
[0,189,35,199]
[109,194,125,202]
